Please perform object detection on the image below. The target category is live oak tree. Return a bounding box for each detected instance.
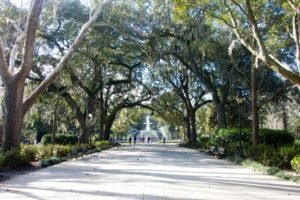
[150,57,211,143]
[173,0,300,86]
[0,0,113,150]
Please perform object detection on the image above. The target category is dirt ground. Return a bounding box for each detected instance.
[0,162,41,182]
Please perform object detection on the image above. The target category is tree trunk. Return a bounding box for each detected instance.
[185,118,191,142]
[252,57,259,145]
[216,102,226,128]
[2,79,25,150]
[51,95,60,144]
[103,113,116,140]
[282,104,288,130]
[99,87,105,140]
[190,110,197,143]
[78,115,89,143]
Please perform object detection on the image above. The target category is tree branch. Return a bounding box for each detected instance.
[293,12,300,73]
[17,0,43,78]
[23,0,114,113]
[0,40,10,83]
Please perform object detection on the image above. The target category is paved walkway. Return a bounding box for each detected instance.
[0,143,300,200]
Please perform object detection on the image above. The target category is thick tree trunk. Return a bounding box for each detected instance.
[282,105,288,130]
[252,58,259,145]
[190,110,197,143]
[78,116,89,144]
[103,114,115,140]
[2,79,25,150]
[185,118,191,142]
[216,102,226,128]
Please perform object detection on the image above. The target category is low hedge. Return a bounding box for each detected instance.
[42,134,78,145]
[259,129,294,148]
[0,145,38,169]
[243,144,282,167]
[214,128,294,148]
[214,128,252,148]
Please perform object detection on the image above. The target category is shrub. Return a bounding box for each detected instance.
[40,157,63,167]
[267,167,281,175]
[38,145,53,159]
[199,136,212,149]
[40,159,50,167]
[95,140,112,149]
[243,144,281,167]
[2,149,28,168]
[259,129,294,148]
[0,145,39,169]
[279,145,300,169]
[291,156,300,174]
[20,145,39,162]
[53,145,71,157]
[294,140,300,151]
[42,134,78,145]
[214,128,252,147]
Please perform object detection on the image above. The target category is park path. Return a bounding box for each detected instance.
[0,143,300,200]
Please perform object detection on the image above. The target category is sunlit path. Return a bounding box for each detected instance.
[0,143,299,200]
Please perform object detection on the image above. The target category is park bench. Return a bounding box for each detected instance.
[208,146,225,158]
[215,147,225,158]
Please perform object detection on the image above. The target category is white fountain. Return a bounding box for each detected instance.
[139,115,160,141]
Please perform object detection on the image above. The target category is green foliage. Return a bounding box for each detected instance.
[20,145,39,162]
[214,128,252,147]
[40,157,63,167]
[38,145,53,159]
[294,140,300,150]
[279,145,300,169]
[214,128,294,149]
[1,149,28,168]
[266,167,281,175]
[95,140,112,149]
[42,134,78,145]
[0,145,40,169]
[242,160,295,181]
[291,156,300,174]
[198,136,212,149]
[53,145,72,157]
[243,144,281,167]
[259,129,294,148]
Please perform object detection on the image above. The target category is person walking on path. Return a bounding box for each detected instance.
[128,137,132,145]
[133,136,137,145]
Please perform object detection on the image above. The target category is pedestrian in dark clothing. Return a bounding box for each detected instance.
[129,137,132,145]
[133,136,137,145]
